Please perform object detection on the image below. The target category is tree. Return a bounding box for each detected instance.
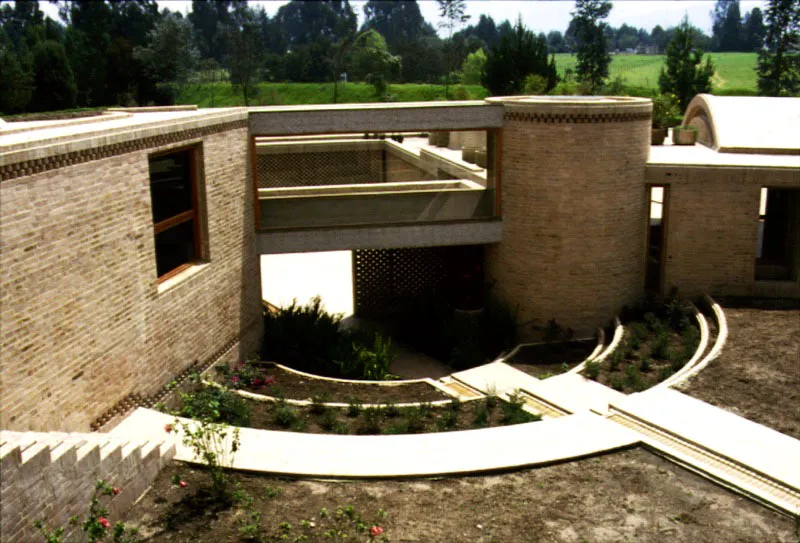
[546,30,565,53]
[223,5,265,106]
[63,0,113,106]
[348,29,401,99]
[362,0,427,52]
[30,40,77,111]
[711,0,743,51]
[742,7,766,51]
[0,43,33,113]
[188,0,239,62]
[273,0,356,83]
[757,0,800,96]
[134,12,199,104]
[437,0,470,99]
[571,0,612,94]
[658,17,715,109]
[461,48,487,84]
[482,18,557,96]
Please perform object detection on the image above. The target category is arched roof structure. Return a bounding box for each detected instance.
[683,94,800,155]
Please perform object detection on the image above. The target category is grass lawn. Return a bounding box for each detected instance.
[553,52,758,95]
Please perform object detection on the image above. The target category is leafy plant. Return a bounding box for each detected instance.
[651,93,681,128]
[273,505,388,542]
[178,386,251,426]
[347,398,363,418]
[501,392,541,425]
[35,481,138,543]
[169,418,240,500]
[584,360,601,380]
[357,407,383,435]
[273,401,301,429]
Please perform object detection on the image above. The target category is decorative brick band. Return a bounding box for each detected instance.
[504,111,651,124]
[1,119,248,182]
[90,316,261,431]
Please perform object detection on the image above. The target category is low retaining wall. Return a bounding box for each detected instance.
[0,431,175,543]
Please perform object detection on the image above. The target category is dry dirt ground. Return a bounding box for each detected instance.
[124,448,796,543]
[678,298,800,439]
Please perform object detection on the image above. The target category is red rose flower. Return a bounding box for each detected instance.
[112,487,121,496]
[370,526,384,537]
[98,517,110,528]
[179,480,188,488]
[164,424,173,434]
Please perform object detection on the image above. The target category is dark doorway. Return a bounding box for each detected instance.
[645,185,669,293]
[756,188,799,281]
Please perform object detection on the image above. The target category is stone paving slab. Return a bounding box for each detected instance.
[450,361,540,395]
[611,388,800,490]
[534,373,627,415]
[110,408,639,478]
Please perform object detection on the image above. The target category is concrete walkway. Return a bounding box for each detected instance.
[111,408,638,478]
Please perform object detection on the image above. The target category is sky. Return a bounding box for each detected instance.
[33,0,769,36]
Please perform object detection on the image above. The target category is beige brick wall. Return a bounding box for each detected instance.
[0,126,262,431]
[646,165,800,298]
[486,102,651,337]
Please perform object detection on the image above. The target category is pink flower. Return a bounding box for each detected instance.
[179,480,188,488]
[370,526,384,537]
[264,376,276,385]
[164,424,173,434]
[232,376,239,384]
[98,517,110,528]
[252,378,263,386]
[112,487,121,496]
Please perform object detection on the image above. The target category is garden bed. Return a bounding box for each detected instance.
[678,298,800,439]
[582,299,700,394]
[211,362,449,404]
[506,339,597,378]
[120,448,795,542]
[174,385,539,435]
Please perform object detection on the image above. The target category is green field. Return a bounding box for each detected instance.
[553,52,758,95]
[177,82,489,108]
[174,52,757,107]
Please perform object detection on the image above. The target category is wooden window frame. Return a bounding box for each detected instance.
[149,144,205,283]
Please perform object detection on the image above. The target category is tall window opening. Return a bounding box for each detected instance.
[148,146,205,280]
[756,188,799,281]
[645,185,668,292]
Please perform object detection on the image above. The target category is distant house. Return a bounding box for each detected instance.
[637,44,660,55]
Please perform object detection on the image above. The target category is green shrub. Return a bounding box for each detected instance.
[357,407,383,435]
[273,402,300,429]
[346,398,362,418]
[585,360,601,380]
[501,392,541,425]
[629,322,650,342]
[651,330,670,360]
[179,386,251,426]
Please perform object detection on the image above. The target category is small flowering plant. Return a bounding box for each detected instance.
[34,480,139,543]
[278,505,389,542]
[216,359,275,390]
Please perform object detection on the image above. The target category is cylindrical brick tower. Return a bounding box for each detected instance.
[485,96,652,337]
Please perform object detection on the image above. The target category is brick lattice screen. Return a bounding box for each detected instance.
[256,150,383,188]
[353,248,449,318]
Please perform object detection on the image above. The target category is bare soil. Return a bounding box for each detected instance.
[679,298,800,439]
[234,394,538,435]
[211,364,449,404]
[507,340,596,378]
[123,448,796,542]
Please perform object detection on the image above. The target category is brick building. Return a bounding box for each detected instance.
[1,95,798,434]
